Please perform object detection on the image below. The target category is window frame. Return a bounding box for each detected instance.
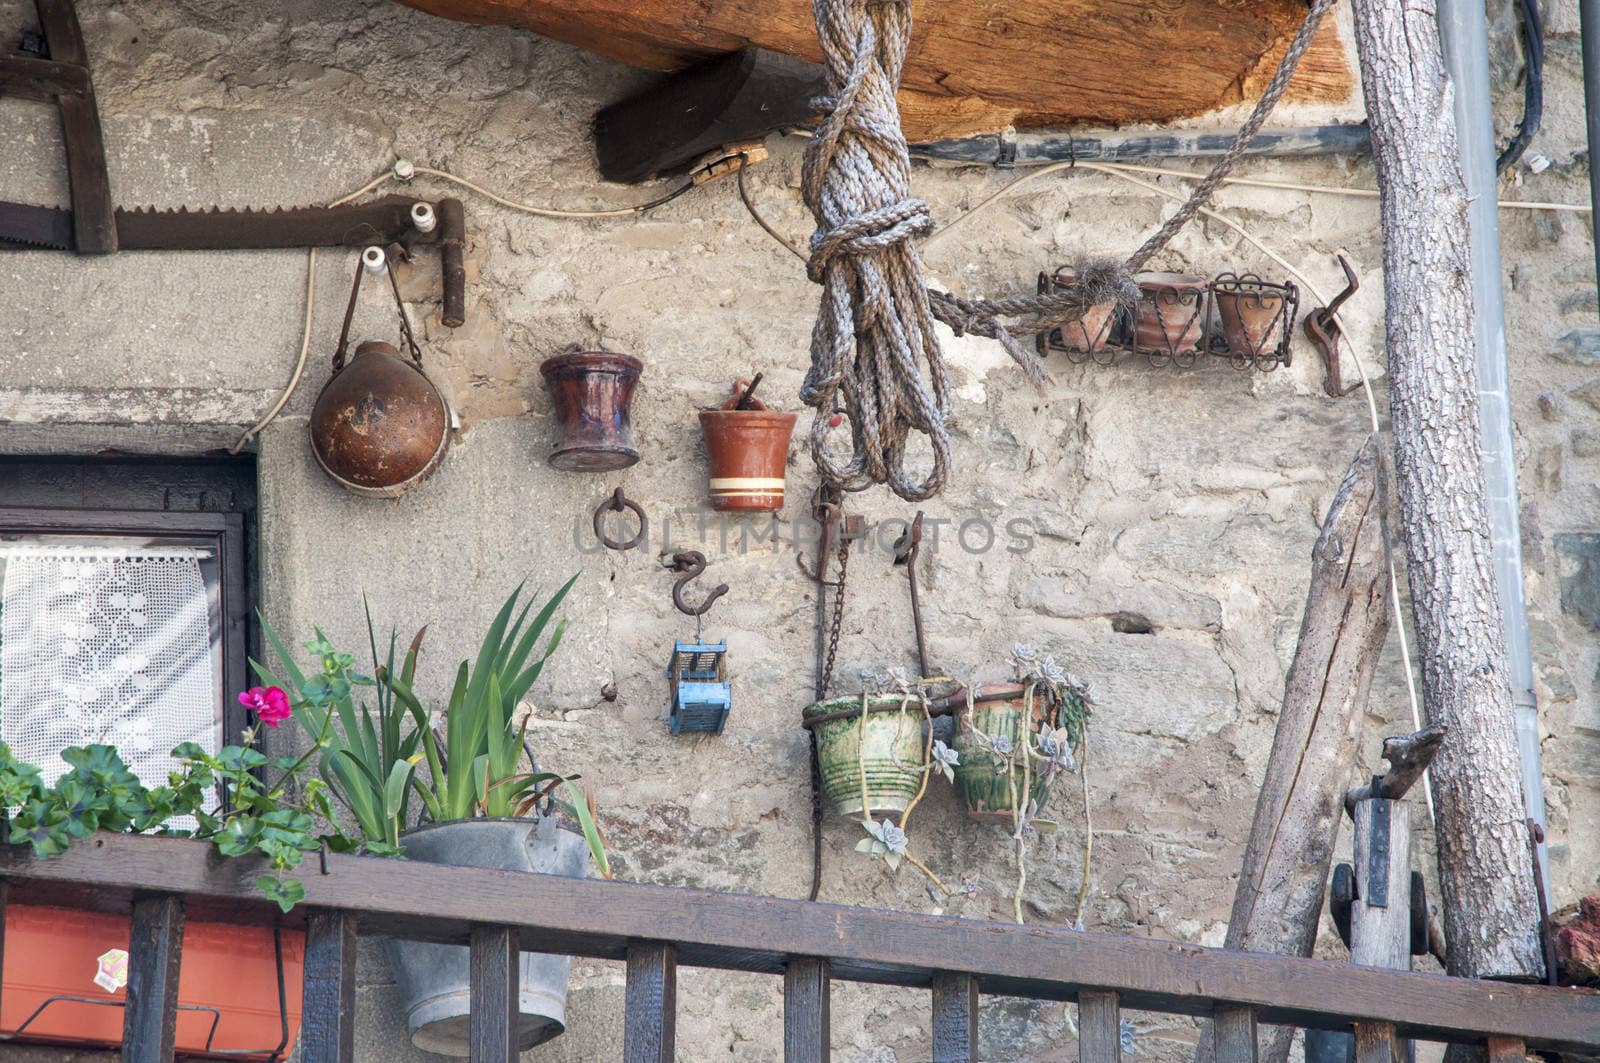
[0,506,251,746]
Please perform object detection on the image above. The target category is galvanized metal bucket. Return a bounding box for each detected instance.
[383,817,589,1056]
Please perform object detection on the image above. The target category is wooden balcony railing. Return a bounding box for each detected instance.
[1,833,1597,1062]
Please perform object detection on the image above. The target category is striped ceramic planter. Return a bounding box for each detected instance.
[951,686,1052,823]
[804,695,925,819]
[699,409,796,512]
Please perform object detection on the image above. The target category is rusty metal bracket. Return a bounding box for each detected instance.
[593,487,647,551]
[891,511,930,678]
[668,550,728,618]
[1,0,115,252]
[1304,255,1363,398]
[796,484,865,586]
[1529,818,1560,985]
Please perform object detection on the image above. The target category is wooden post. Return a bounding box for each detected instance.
[625,943,678,1062]
[930,973,979,1062]
[301,910,358,1063]
[1212,1007,1258,1063]
[123,893,185,1063]
[1348,0,1544,983]
[1200,437,1391,1063]
[469,924,520,1063]
[1078,991,1122,1063]
[784,958,830,1063]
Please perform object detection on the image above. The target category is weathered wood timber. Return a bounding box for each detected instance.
[392,0,1355,140]
[1345,724,1447,814]
[1348,0,1545,982]
[1199,436,1391,1063]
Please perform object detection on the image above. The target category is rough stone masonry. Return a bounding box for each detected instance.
[1,0,1596,1059]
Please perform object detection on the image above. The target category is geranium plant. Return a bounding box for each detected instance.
[0,686,358,911]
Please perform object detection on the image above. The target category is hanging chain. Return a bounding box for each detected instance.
[820,530,851,700]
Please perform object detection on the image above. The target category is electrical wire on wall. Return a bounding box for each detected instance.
[1497,0,1545,174]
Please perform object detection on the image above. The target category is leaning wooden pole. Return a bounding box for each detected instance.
[1198,436,1391,1063]
[1347,0,1544,981]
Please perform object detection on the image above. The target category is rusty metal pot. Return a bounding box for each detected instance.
[539,349,643,472]
[310,249,451,498]
[311,340,450,497]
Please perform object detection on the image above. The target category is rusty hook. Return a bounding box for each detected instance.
[593,487,647,551]
[1304,255,1363,398]
[669,550,728,617]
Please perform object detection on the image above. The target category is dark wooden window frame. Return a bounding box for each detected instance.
[0,505,252,746]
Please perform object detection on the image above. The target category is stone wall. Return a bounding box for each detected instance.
[1,0,1596,1059]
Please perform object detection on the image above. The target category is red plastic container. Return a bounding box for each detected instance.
[1,905,305,1058]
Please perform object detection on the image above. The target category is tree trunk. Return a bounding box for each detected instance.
[1198,436,1391,1063]
[1347,0,1544,982]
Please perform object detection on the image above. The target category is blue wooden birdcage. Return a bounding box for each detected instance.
[667,639,730,735]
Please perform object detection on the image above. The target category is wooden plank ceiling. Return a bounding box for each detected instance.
[391,0,1354,140]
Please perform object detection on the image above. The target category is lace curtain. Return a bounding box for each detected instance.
[0,546,219,802]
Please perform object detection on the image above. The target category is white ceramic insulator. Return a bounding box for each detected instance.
[410,201,437,233]
[362,246,386,274]
[393,158,416,181]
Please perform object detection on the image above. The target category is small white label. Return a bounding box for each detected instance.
[94,948,129,993]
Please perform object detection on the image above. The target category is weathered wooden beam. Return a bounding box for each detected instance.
[301,909,358,1063]
[1200,436,1391,1063]
[469,924,519,1063]
[1,835,1596,1050]
[784,957,830,1062]
[1212,1006,1258,1063]
[930,972,978,1062]
[1344,724,1446,813]
[123,893,185,1063]
[625,942,678,1063]
[1349,0,1544,985]
[1078,991,1122,1063]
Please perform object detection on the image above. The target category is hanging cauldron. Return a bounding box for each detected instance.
[311,248,451,498]
[540,349,643,472]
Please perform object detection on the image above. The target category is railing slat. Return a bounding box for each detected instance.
[1488,1036,1528,1063]
[301,909,357,1063]
[1211,1005,1258,1063]
[1354,1022,1398,1063]
[625,942,678,1062]
[122,893,185,1063]
[931,972,979,1062]
[784,957,831,1063]
[1078,990,1121,1063]
[0,880,8,1021]
[469,924,520,1063]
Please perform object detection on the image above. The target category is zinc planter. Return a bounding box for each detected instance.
[805,694,925,818]
[385,817,589,1057]
[951,683,1053,823]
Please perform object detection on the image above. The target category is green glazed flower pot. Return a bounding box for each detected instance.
[951,684,1052,823]
[804,694,926,818]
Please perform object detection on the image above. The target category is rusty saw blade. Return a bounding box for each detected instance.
[0,195,428,252]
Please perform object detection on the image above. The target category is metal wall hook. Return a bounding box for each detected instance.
[1304,255,1364,398]
[669,550,728,617]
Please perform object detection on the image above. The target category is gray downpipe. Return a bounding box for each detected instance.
[1583,0,1600,326]
[909,123,1369,167]
[1436,0,1550,906]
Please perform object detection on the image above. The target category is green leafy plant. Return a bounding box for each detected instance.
[254,602,429,856]
[0,711,352,912]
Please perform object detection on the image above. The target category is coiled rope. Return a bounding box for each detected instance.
[801,0,1337,501]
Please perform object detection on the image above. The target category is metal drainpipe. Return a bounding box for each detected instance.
[1436,0,1551,908]
[1583,0,1600,323]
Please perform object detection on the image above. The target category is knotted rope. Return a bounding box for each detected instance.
[801,0,1336,501]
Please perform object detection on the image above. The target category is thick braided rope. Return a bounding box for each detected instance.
[802,0,1334,500]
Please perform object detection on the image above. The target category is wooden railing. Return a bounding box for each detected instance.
[1,833,1597,1062]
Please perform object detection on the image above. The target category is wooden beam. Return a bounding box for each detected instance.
[931,973,979,1062]
[784,958,830,1062]
[1202,436,1391,1063]
[0,836,1596,1050]
[123,893,185,1063]
[625,942,678,1063]
[470,924,519,1063]
[301,910,358,1063]
[1078,991,1122,1063]
[1344,725,1446,813]
[1212,1006,1258,1063]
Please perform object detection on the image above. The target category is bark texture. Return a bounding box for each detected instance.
[1348,0,1544,981]
[1199,436,1392,1063]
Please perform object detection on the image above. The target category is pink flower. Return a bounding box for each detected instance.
[238,686,291,728]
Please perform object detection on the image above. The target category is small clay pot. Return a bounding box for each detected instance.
[539,349,643,472]
[699,382,796,512]
[1050,267,1118,354]
[1133,272,1207,354]
[1214,277,1290,358]
[311,340,450,498]
[950,683,1052,823]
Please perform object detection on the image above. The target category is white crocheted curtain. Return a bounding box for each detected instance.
[0,545,220,798]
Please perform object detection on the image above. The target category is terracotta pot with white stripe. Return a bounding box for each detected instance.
[699,381,796,512]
